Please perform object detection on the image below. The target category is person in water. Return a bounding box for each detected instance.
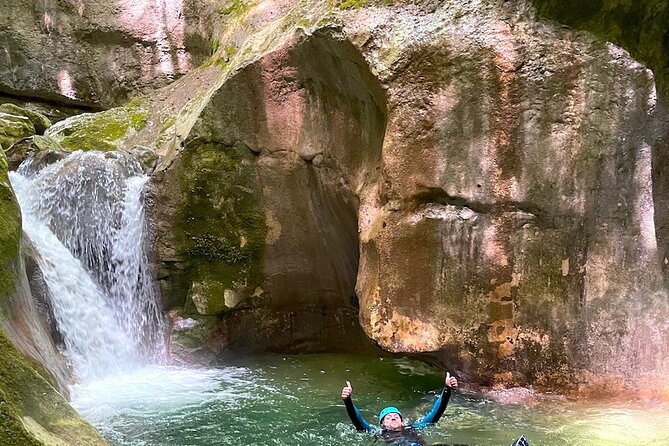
[341,372,459,445]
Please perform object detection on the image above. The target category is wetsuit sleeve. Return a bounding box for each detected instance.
[343,397,373,432]
[412,387,452,429]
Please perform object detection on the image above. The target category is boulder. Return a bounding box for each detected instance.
[0,103,52,135]
[5,135,68,172]
[142,0,669,392]
[0,112,35,152]
[46,101,150,152]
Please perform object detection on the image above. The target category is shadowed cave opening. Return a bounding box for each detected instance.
[158,29,389,355]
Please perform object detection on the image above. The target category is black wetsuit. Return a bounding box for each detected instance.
[343,387,452,445]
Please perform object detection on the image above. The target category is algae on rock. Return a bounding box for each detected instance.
[0,330,108,446]
[46,102,149,152]
[163,139,266,316]
[0,150,20,300]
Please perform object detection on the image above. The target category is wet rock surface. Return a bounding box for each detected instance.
[2,0,669,398]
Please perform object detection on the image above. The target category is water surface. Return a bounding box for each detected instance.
[71,354,669,446]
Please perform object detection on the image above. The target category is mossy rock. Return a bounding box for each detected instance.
[167,311,224,365]
[46,103,149,152]
[126,145,159,174]
[0,112,35,151]
[0,150,21,299]
[216,0,255,17]
[0,330,108,446]
[174,140,266,314]
[5,135,68,172]
[0,104,52,135]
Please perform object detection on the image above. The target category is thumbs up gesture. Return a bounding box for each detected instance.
[445,372,458,388]
[341,381,353,399]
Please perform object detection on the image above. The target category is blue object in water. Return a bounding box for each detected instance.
[378,406,403,422]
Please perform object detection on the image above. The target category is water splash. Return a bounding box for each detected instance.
[10,151,165,381]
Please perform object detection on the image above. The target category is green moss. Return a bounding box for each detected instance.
[338,0,370,9]
[0,113,35,150]
[162,116,177,130]
[224,44,238,58]
[216,0,255,17]
[175,140,265,312]
[211,38,221,54]
[0,104,51,135]
[0,330,107,445]
[126,96,144,108]
[130,110,148,130]
[0,151,21,299]
[328,0,370,9]
[53,105,149,152]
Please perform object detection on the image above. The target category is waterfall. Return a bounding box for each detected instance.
[9,151,165,382]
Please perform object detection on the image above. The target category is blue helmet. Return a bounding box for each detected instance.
[378,406,402,423]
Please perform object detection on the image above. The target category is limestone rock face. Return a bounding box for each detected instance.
[345,3,668,391]
[36,0,669,393]
[143,0,669,392]
[0,0,216,108]
[150,26,385,354]
[530,0,669,98]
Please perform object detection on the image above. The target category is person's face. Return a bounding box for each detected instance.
[381,412,403,431]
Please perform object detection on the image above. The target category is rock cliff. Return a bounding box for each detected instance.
[2,0,669,398]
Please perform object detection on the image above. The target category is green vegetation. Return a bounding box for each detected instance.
[53,104,149,152]
[216,0,255,17]
[530,0,669,98]
[0,113,35,150]
[338,0,369,9]
[211,38,221,55]
[0,330,107,445]
[0,150,20,299]
[0,104,51,135]
[175,140,265,314]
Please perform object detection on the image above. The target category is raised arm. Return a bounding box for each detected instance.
[413,372,458,429]
[341,381,373,432]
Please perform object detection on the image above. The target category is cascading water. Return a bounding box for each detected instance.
[9,150,165,381]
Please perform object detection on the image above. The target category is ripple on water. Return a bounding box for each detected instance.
[69,355,669,446]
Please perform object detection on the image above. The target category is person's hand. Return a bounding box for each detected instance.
[341,381,352,399]
[445,372,458,388]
